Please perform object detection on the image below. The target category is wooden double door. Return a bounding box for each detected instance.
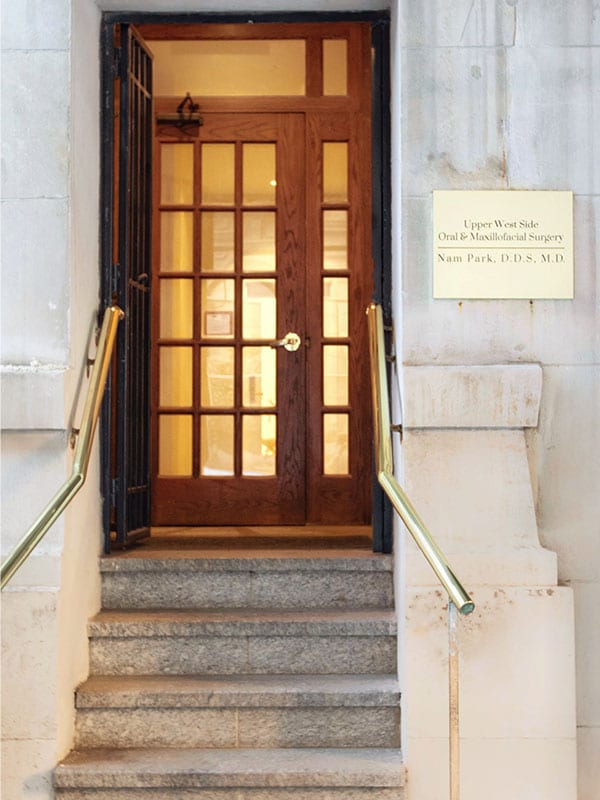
[151,107,373,525]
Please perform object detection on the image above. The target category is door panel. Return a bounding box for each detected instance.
[305,111,373,524]
[152,114,306,524]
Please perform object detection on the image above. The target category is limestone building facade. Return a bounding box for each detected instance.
[1,1,598,798]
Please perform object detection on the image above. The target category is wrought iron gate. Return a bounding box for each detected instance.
[100,23,153,549]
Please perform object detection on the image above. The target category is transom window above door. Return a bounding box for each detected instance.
[151,39,347,96]
[138,23,362,100]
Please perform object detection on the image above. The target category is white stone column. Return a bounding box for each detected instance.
[1,0,102,796]
[1,0,72,795]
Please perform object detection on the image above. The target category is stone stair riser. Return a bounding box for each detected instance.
[101,571,393,610]
[89,636,396,676]
[75,706,401,749]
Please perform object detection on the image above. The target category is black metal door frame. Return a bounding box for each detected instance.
[99,11,391,553]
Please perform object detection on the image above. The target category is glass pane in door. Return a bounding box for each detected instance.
[161,212,193,272]
[243,414,276,476]
[243,144,276,205]
[151,40,306,96]
[243,212,276,272]
[200,347,235,407]
[322,277,348,338]
[323,143,348,203]
[323,39,348,96]
[242,279,276,340]
[202,144,235,205]
[160,279,193,339]
[201,415,234,475]
[323,345,348,405]
[323,210,348,270]
[201,212,235,272]
[323,413,349,475]
[159,415,192,476]
[161,144,194,204]
[243,347,277,407]
[159,347,193,407]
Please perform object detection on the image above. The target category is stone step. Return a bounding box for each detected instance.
[76,674,400,708]
[74,675,401,749]
[55,747,406,799]
[100,555,394,610]
[88,609,397,676]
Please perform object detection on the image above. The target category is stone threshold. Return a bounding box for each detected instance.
[105,525,377,560]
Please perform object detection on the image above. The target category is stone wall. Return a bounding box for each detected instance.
[1,0,103,796]
[398,1,599,798]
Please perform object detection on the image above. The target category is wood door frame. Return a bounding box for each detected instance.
[100,11,392,552]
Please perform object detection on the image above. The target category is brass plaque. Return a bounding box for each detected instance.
[433,190,573,299]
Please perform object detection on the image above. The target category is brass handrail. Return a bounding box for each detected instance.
[367,303,474,615]
[1,306,124,590]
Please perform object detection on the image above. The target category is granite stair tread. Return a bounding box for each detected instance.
[88,608,397,637]
[76,674,401,708]
[100,554,393,572]
[55,747,406,789]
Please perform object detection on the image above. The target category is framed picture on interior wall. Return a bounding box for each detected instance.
[204,311,233,337]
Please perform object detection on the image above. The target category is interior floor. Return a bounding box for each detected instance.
[108,525,374,559]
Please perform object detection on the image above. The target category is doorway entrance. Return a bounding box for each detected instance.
[153,112,309,524]
[101,17,389,544]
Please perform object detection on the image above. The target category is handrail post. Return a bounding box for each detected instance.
[449,600,460,800]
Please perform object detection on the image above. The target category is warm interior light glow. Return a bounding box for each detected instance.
[152,40,306,96]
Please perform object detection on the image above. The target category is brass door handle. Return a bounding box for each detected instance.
[269,332,302,352]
